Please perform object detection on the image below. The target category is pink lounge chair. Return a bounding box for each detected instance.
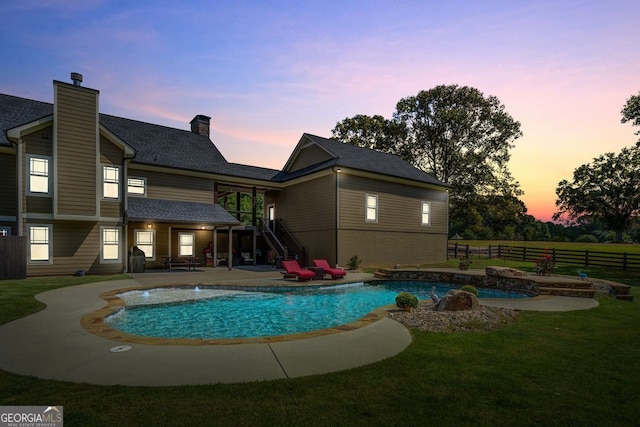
[312,259,347,280]
[281,260,315,281]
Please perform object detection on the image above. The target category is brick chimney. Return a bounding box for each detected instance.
[190,115,211,137]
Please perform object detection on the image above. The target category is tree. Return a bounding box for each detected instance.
[390,85,522,199]
[553,145,640,242]
[621,91,640,142]
[331,114,405,154]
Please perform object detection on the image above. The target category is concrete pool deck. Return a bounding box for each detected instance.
[0,267,598,386]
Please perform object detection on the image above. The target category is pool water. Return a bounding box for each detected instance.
[106,281,530,340]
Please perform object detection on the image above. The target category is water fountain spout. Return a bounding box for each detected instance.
[142,291,150,297]
[195,286,201,292]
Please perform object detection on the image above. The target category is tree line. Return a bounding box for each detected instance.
[332,86,640,243]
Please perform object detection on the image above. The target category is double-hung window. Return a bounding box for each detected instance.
[28,156,51,195]
[421,202,431,226]
[366,194,378,222]
[135,230,155,260]
[28,224,52,263]
[101,227,121,262]
[178,232,195,257]
[103,165,120,199]
[127,177,146,196]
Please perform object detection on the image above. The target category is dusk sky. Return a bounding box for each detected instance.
[2,0,638,222]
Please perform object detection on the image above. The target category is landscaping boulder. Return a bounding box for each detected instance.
[434,289,479,311]
[485,266,526,277]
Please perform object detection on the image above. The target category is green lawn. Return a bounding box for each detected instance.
[0,270,639,426]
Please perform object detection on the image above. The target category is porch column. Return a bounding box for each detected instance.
[252,186,257,227]
[228,226,233,271]
[212,228,217,269]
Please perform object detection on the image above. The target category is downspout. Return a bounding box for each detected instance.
[228,225,233,271]
[16,139,24,236]
[123,158,130,273]
[335,167,341,267]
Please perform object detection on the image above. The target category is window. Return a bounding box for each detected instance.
[103,165,120,199]
[28,156,50,194]
[127,177,146,196]
[135,230,155,260]
[421,202,431,226]
[365,194,378,222]
[178,232,195,257]
[28,224,51,263]
[101,227,121,262]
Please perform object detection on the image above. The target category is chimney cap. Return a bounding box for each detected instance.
[70,72,83,86]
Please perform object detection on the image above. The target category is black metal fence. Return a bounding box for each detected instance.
[448,242,640,271]
[0,236,27,280]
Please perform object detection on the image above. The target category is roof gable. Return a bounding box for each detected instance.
[0,94,54,145]
[280,133,447,187]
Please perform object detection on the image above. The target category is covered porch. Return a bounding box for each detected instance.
[124,198,243,271]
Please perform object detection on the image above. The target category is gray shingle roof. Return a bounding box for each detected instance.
[0,94,280,179]
[126,197,240,225]
[0,94,53,146]
[0,94,445,188]
[280,134,448,187]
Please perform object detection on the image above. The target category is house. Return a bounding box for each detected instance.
[0,73,449,277]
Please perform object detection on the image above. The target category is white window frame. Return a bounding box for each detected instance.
[27,155,51,196]
[102,165,120,200]
[127,177,147,197]
[135,229,156,260]
[28,224,52,264]
[421,201,431,226]
[365,194,378,223]
[101,227,121,263]
[178,232,195,257]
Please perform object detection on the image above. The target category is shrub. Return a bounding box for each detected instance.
[346,255,363,270]
[395,292,419,309]
[460,285,479,297]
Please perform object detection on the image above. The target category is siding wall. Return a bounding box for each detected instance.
[337,173,448,266]
[265,174,336,264]
[267,172,449,266]
[0,153,17,219]
[130,168,214,203]
[100,137,124,219]
[26,220,123,276]
[24,129,55,215]
[54,82,98,216]
[338,174,448,232]
[288,144,333,172]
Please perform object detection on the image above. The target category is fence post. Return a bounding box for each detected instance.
[623,252,627,270]
[522,246,527,262]
[488,245,492,259]
[585,250,589,267]
[466,244,470,259]
[552,248,556,262]
[454,242,458,259]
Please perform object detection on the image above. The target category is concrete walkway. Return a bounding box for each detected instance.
[0,268,598,386]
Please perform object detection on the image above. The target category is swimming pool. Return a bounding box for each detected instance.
[106,281,530,340]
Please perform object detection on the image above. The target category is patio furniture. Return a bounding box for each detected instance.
[281,260,315,281]
[312,259,347,279]
[162,256,199,271]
